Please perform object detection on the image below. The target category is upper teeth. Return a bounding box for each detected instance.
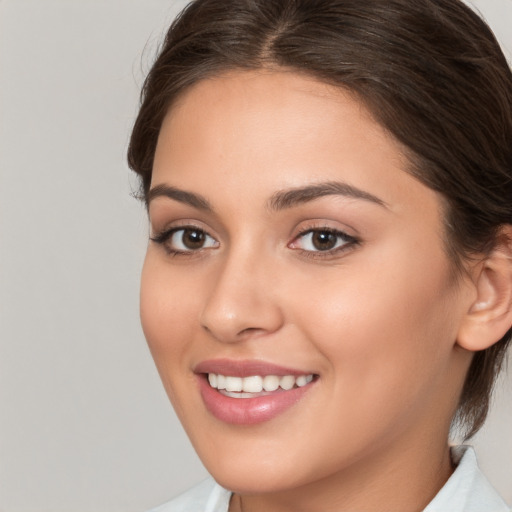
[208,373,314,393]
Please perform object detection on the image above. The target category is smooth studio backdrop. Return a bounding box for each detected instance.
[0,1,511,511]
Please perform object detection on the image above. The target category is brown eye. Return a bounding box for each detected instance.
[290,228,357,254]
[181,229,206,249]
[170,228,218,251]
[311,231,338,251]
[151,226,219,254]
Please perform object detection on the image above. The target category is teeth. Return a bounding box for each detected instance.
[296,375,314,387]
[208,373,217,388]
[217,374,226,390]
[207,373,314,393]
[243,376,263,393]
[279,375,295,390]
[296,375,307,387]
[225,376,243,392]
[263,375,280,391]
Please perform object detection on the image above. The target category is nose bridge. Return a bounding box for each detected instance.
[200,240,283,342]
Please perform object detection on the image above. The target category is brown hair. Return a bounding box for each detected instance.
[128,0,512,438]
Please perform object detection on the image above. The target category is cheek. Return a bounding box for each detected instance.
[140,254,215,429]
[139,255,199,387]
[291,242,460,418]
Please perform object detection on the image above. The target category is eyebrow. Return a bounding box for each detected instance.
[147,184,214,212]
[268,181,388,211]
[147,180,387,212]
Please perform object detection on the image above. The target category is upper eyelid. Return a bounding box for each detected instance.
[292,221,358,239]
[150,225,215,244]
[296,226,347,235]
[153,225,215,238]
[292,227,357,244]
[150,219,215,236]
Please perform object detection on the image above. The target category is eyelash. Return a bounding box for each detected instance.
[150,225,359,259]
[150,226,219,257]
[290,227,359,259]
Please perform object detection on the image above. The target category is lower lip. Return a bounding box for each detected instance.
[198,375,315,425]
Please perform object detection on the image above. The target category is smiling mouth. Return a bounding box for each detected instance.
[207,373,315,398]
[197,363,318,424]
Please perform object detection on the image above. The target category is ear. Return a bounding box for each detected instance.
[457,226,512,352]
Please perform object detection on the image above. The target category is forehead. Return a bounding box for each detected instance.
[152,69,439,222]
[159,70,383,145]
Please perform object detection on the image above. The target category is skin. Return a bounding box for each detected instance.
[141,70,477,512]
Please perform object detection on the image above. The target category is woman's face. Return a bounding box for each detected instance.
[141,71,472,494]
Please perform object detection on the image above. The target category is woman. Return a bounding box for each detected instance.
[128,0,512,510]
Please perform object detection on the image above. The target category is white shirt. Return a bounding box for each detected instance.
[148,446,510,512]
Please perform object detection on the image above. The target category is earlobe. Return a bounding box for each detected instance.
[457,226,512,352]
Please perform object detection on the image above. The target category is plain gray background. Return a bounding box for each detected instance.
[0,1,511,510]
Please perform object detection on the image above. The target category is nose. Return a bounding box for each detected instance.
[200,250,284,343]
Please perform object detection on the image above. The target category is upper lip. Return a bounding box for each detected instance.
[194,359,315,377]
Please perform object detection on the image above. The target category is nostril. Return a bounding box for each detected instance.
[239,327,261,335]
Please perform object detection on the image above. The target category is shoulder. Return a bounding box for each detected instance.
[147,478,232,512]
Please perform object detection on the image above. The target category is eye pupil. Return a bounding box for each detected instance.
[183,229,205,249]
[312,231,337,251]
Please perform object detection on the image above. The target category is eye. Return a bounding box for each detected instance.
[151,227,219,254]
[290,228,357,253]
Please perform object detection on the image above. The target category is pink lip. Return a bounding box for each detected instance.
[194,359,317,425]
[194,358,310,377]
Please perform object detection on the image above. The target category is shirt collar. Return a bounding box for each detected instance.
[424,445,509,512]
